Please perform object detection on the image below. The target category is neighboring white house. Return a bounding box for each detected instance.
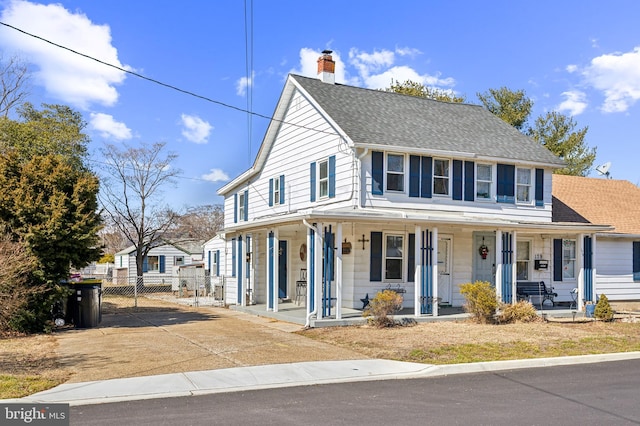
[214,51,610,325]
[552,175,640,302]
[203,235,235,304]
[114,240,204,289]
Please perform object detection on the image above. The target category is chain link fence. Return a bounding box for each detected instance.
[101,273,228,309]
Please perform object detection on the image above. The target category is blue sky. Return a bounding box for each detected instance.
[1,0,639,209]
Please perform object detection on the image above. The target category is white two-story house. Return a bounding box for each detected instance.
[213,51,610,326]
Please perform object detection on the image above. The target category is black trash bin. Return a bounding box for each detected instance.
[66,281,102,328]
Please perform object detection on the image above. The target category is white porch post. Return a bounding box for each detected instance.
[315,222,324,320]
[239,236,246,307]
[414,225,422,316]
[336,223,343,320]
[577,233,585,311]
[432,227,439,317]
[265,232,271,311]
[495,230,503,300]
[273,229,279,313]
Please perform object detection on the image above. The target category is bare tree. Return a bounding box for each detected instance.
[99,142,180,289]
[0,54,30,117]
[168,204,224,241]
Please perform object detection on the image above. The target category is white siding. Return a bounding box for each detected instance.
[596,238,640,300]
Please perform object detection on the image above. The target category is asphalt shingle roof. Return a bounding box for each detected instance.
[552,174,640,234]
[292,74,564,166]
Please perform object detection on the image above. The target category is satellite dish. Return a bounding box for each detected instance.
[595,162,612,178]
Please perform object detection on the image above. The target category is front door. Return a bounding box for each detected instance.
[473,232,495,286]
[278,240,288,298]
[437,236,452,305]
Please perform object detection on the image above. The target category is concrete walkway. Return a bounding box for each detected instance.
[10,352,640,406]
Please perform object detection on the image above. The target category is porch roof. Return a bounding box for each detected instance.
[223,206,612,235]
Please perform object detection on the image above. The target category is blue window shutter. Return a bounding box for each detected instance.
[535,168,544,206]
[268,178,273,207]
[421,156,432,198]
[216,250,220,276]
[497,163,515,203]
[370,231,383,282]
[231,238,236,277]
[280,175,285,204]
[372,151,384,195]
[142,256,148,273]
[408,233,415,282]
[452,160,463,201]
[633,241,640,281]
[328,155,336,198]
[310,162,316,202]
[208,251,211,270]
[159,255,165,273]
[553,239,563,282]
[243,190,248,221]
[464,161,475,201]
[409,155,420,197]
[233,194,238,223]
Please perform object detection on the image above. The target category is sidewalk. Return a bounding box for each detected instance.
[11,352,640,406]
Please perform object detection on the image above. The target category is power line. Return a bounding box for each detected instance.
[0,20,338,137]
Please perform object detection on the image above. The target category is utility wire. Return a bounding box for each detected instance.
[0,20,338,137]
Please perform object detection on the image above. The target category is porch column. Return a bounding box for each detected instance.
[306,225,315,318]
[336,223,343,320]
[273,229,280,313]
[315,222,324,319]
[577,233,585,310]
[237,236,244,306]
[414,225,422,316]
[266,231,274,311]
[432,227,439,317]
[495,230,503,300]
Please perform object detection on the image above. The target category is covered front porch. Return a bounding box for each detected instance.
[225,210,610,327]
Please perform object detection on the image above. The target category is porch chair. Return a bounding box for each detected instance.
[295,269,307,305]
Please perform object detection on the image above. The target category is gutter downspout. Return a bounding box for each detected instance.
[303,219,319,327]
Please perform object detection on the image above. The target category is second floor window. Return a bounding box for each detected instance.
[273,176,281,205]
[433,159,450,196]
[319,159,329,198]
[516,168,532,203]
[386,154,404,192]
[476,164,492,200]
[238,192,246,221]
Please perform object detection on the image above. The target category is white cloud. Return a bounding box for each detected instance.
[180,114,212,144]
[0,0,130,109]
[566,64,578,73]
[89,113,132,140]
[580,47,640,113]
[556,91,588,116]
[202,168,229,182]
[236,71,254,96]
[349,48,395,77]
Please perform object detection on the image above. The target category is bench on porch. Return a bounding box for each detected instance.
[516,281,557,307]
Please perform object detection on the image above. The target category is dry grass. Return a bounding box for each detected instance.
[299,319,640,364]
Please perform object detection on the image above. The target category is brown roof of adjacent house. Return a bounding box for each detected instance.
[552,174,640,235]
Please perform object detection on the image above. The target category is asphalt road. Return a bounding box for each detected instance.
[71,359,640,426]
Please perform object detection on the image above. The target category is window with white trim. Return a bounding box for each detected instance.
[238,192,246,221]
[476,164,492,200]
[174,256,184,266]
[385,234,404,280]
[273,176,281,205]
[147,256,159,272]
[516,240,531,280]
[433,158,450,196]
[319,159,329,198]
[562,239,576,280]
[516,168,532,204]
[386,153,404,192]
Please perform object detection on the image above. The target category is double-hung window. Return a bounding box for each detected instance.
[516,168,532,204]
[238,192,246,222]
[385,235,404,280]
[516,240,531,280]
[273,176,281,205]
[562,239,576,280]
[174,256,184,266]
[433,159,450,196]
[319,159,329,198]
[476,164,492,200]
[147,256,159,272]
[386,154,404,192]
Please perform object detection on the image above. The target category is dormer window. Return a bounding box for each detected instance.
[433,159,450,196]
[386,154,404,192]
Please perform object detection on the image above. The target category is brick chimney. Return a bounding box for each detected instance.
[317,50,335,84]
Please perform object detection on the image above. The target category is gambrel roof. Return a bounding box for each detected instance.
[293,75,565,166]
